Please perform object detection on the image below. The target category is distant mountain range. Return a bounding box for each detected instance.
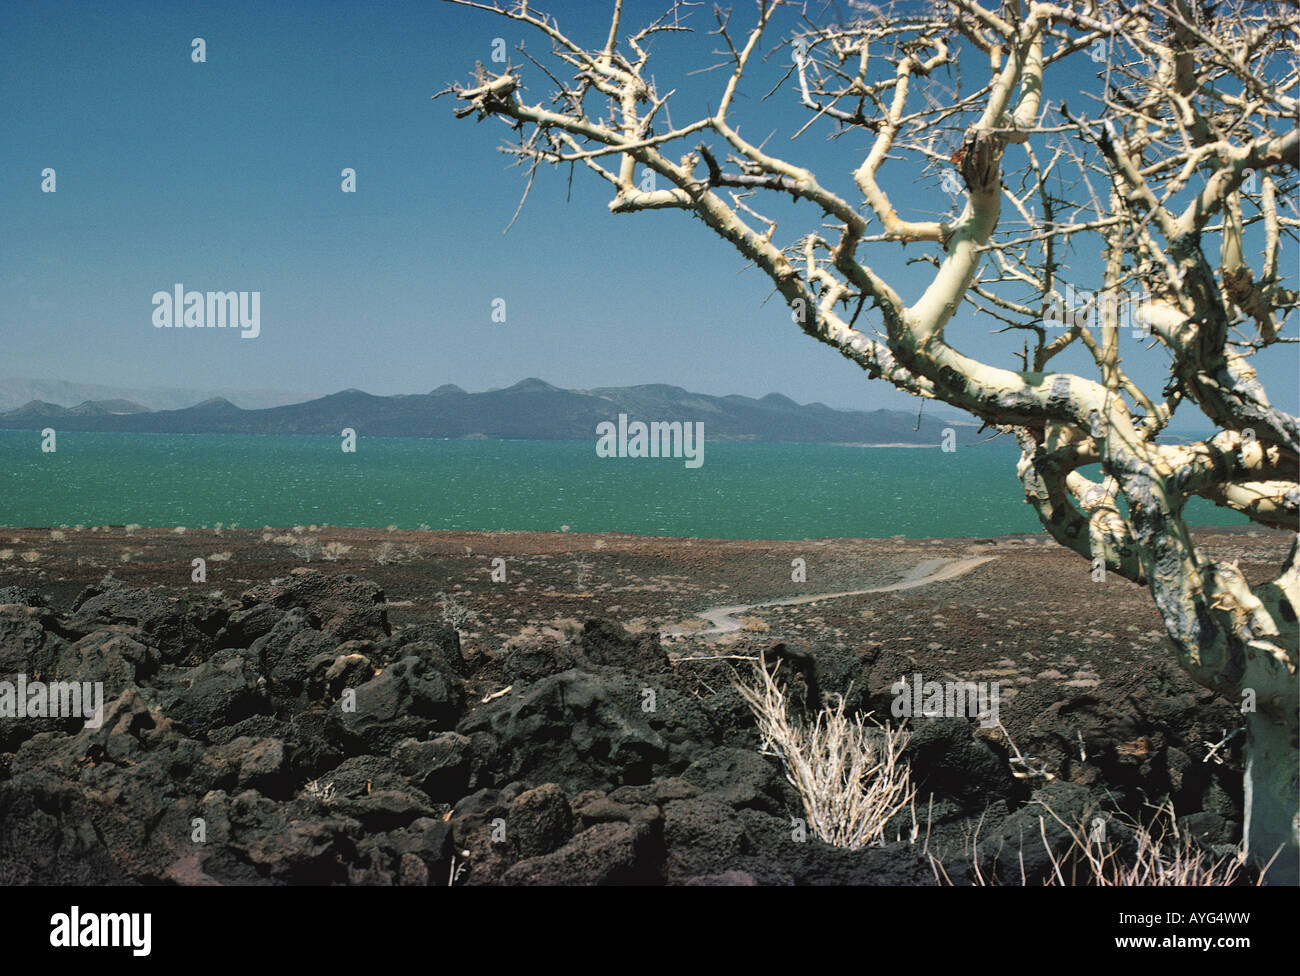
[0,377,982,445]
[0,377,312,413]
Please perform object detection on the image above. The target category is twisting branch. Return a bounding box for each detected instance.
[441,0,1300,882]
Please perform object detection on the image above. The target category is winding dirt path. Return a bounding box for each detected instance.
[664,554,998,637]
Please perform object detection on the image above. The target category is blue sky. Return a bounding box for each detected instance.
[1,0,1295,417]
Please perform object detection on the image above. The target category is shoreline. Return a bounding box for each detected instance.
[0,522,1271,542]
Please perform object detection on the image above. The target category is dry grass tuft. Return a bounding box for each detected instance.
[302,779,336,804]
[437,592,477,631]
[287,537,320,561]
[321,541,352,561]
[931,800,1256,886]
[1039,801,1252,886]
[737,651,914,850]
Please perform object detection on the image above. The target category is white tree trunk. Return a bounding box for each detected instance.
[445,0,1300,883]
[1244,706,1299,885]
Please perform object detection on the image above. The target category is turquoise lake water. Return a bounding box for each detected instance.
[0,431,1238,539]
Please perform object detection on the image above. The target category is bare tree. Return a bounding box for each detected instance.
[441,0,1299,882]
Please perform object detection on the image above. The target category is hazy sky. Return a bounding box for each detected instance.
[2,0,1295,415]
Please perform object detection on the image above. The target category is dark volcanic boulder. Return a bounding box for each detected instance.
[0,586,47,608]
[904,716,1018,806]
[578,619,668,671]
[249,608,339,700]
[661,795,749,879]
[157,650,271,733]
[198,736,295,798]
[216,602,287,650]
[394,733,474,802]
[507,783,574,858]
[375,624,466,675]
[384,817,453,874]
[680,747,786,813]
[501,821,659,885]
[55,630,158,688]
[458,668,668,791]
[302,755,437,832]
[307,647,374,705]
[186,789,364,884]
[70,577,211,664]
[500,639,581,684]
[330,655,464,753]
[976,780,1093,884]
[1,690,201,883]
[0,604,66,679]
[238,571,390,641]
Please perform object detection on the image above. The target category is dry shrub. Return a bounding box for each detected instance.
[288,537,320,561]
[437,592,476,631]
[737,651,913,850]
[321,542,352,561]
[1039,801,1253,887]
[931,800,1255,886]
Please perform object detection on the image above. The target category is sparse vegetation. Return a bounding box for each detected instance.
[1041,803,1251,887]
[288,537,321,562]
[932,801,1254,886]
[302,779,337,804]
[738,652,914,850]
[437,591,477,631]
[321,541,352,561]
[572,555,591,585]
